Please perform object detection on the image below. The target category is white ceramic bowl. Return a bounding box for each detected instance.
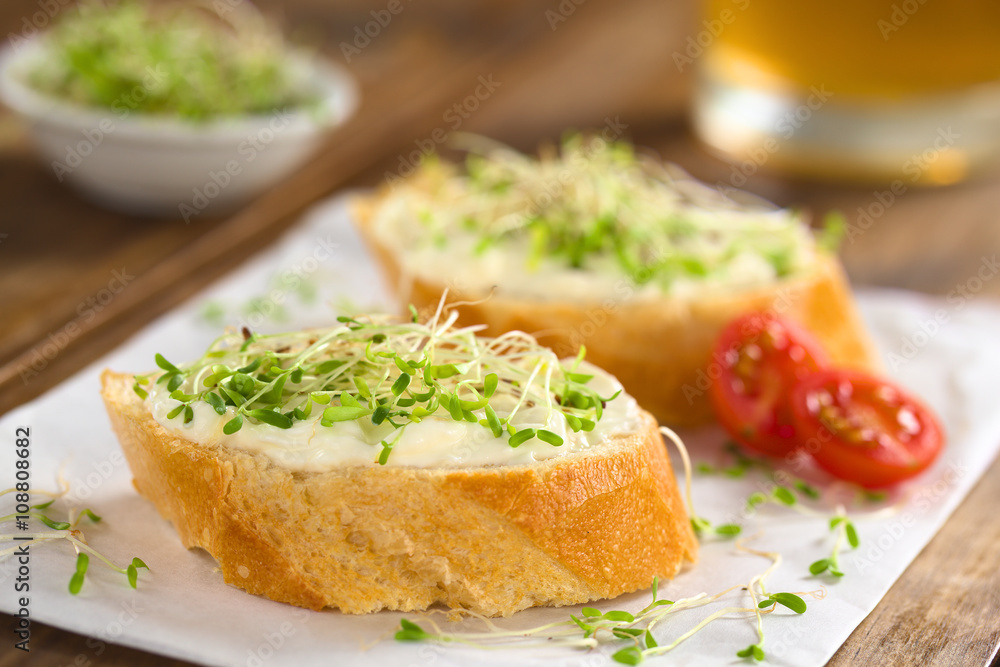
[0,41,358,219]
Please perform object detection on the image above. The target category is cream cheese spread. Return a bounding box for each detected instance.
[370,194,806,302]
[146,361,644,471]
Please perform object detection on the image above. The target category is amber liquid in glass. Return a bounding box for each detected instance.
[694,0,1000,184]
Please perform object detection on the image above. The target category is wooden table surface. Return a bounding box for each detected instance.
[2,1,999,665]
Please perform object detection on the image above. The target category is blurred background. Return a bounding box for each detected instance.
[1,2,1000,665]
[2,0,999,402]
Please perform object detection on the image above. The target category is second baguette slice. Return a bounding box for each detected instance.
[356,197,879,426]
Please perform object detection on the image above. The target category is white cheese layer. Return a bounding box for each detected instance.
[367,190,816,303]
[146,361,643,472]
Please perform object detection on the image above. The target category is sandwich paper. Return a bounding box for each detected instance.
[2,193,999,667]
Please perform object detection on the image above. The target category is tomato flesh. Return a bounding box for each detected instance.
[709,312,830,457]
[789,370,945,487]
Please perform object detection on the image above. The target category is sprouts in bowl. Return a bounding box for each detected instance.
[0,0,358,217]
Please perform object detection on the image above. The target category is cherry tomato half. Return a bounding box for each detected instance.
[709,312,830,457]
[789,370,945,488]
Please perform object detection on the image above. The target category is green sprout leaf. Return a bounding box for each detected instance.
[231,373,256,397]
[690,516,712,535]
[238,358,262,374]
[205,392,227,415]
[508,428,536,448]
[293,402,313,421]
[260,374,288,404]
[37,515,71,530]
[484,404,503,437]
[394,356,416,375]
[322,405,374,423]
[68,552,89,595]
[352,376,371,399]
[223,414,243,435]
[79,509,102,523]
[155,353,180,373]
[126,556,149,589]
[372,404,391,425]
[377,440,394,465]
[864,489,889,502]
[391,373,411,396]
[484,373,499,398]
[340,392,365,408]
[458,396,488,411]
[220,385,246,407]
[772,486,797,506]
[428,363,462,379]
[248,409,292,429]
[747,492,768,510]
[845,521,860,549]
[603,610,635,623]
[395,619,433,642]
[769,592,807,614]
[612,627,645,639]
[737,643,765,661]
[612,646,643,665]
[809,558,831,575]
[392,354,417,375]
[714,523,742,537]
[166,373,184,392]
[536,429,564,446]
[794,480,821,499]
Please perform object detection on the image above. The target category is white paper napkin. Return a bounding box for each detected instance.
[2,193,999,667]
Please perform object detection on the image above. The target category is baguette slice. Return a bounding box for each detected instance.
[355,199,880,426]
[101,370,697,617]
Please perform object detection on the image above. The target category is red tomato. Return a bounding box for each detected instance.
[789,370,945,487]
[709,312,830,457]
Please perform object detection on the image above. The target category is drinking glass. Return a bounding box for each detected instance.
[692,0,1000,184]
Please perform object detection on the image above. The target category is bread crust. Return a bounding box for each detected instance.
[354,198,881,425]
[101,370,697,616]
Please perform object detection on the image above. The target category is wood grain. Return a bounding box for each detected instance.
[828,450,1000,666]
[0,621,194,667]
[1,0,999,665]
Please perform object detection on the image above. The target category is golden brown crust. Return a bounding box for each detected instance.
[101,370,697,617]
[354,198,881,426]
